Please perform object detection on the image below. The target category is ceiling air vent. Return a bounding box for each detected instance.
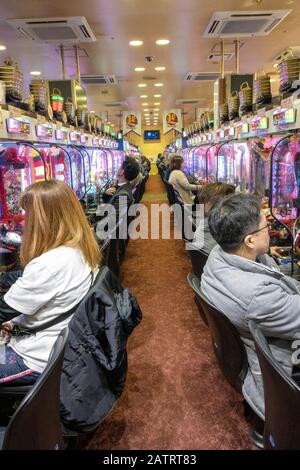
[105,102,127,108]
[185,73,220,82]
[81,75,117,85]
[203,10,291,38]
[176,99,206,105]
[6,17,96,43]
[207,52,234,63]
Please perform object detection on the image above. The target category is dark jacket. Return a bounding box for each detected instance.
[60,265,142,434]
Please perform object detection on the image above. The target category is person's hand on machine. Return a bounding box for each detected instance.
[270,246,287,258]
[105,187,117,196]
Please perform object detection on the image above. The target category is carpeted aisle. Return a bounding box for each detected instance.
[87,175,254,450]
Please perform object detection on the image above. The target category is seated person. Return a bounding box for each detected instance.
[201,193,300,420]
[168,156,202,205]
[0,180,100,385]
[102,156,140,219]
[193,183,235,253]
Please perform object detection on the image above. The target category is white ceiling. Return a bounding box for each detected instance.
[0,0,299,127]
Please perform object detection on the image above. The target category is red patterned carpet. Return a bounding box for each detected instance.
[86,175,254,450]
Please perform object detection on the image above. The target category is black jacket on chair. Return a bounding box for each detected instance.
[60,265,142,435]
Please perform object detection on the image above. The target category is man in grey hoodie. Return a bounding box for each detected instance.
[201,193,300,420]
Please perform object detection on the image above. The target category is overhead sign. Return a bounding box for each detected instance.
[163,109,182,134]
[122,111,142,135]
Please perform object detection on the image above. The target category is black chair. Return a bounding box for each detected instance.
[0,328,68,450]
[164,181,177,206]
[185,243,209,326]
[187,273,248,393]
[249,320,300,450]
[185,242,209,278]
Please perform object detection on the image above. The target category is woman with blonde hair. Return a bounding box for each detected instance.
[0,180,100,385]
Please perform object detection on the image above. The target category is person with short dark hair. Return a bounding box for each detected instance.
[201,192,300,420]
[193,183,235,253]
[101,156,140,221]
[168,155,202,204]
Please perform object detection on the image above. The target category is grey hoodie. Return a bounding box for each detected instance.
[201,245,300,419]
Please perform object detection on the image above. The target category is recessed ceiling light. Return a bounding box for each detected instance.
[0,45,7,51]
[138,83,147,87]
[135,67,146,72]
[130,40,143,46]
[154,94,162,98]
[154,113,159,116]
[155,83,163,87]
[144,109,149,112]
[142,103,149,106]
[30,70,41,76]
[154,108,160,111]
[156,39,170,46]
[140,95,148,98]
[154,102,160,105]
[155,66,166,71]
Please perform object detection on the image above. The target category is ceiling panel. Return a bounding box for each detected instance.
[0,0,299,125]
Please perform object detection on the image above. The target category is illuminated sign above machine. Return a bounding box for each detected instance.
[242,123,249,134]
[36,123,54,138]
[273,108,296,126]
[251,117,268,132]
[55,129,68,140]
[80,134,88,144]
[6,117,31,135]
[69,131,80,143]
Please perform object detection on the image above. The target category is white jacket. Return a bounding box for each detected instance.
[168,170,201,204]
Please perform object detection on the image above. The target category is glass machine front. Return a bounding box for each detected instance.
[217,140,251,191]
[249,136,282,199]
[68,147,86,200]
[111,150,125,181]
[182,148,194,176]
[270,134,300,277]
[0,143,46,269]
[206,144,219,183]
[193,145,210,183]
[34,144,72,188]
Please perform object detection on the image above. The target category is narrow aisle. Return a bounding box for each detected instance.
[87,176,254,450]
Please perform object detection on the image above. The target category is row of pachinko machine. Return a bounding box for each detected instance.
[181,132,300,278]
[0,141,126,268]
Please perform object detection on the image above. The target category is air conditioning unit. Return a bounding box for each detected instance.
[105,102,127,108]
[7,16,96,43]
[185,72,220,82]
[81,75,117,85]
[176,99,207,105]
[203,10,291,38]
[207,52,234,63]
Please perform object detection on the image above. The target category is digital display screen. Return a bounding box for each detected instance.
[80,135,88,144]
[242,123,249,134]
[229,127,235,137]
[6,117,31,135]
[69,132,80,143]
[144,130,160,140]
[259,117,268,130]
[36,124,54,138]
[92,138,99,146]
[55,129,68,140]
[285,108,296,124]
[273,108,296,126]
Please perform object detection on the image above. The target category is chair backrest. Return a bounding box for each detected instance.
[164,181,177,206]
[185,242,209,278]
[249,320,300,450]
[187,273,248,393]
[2,328,69,450]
